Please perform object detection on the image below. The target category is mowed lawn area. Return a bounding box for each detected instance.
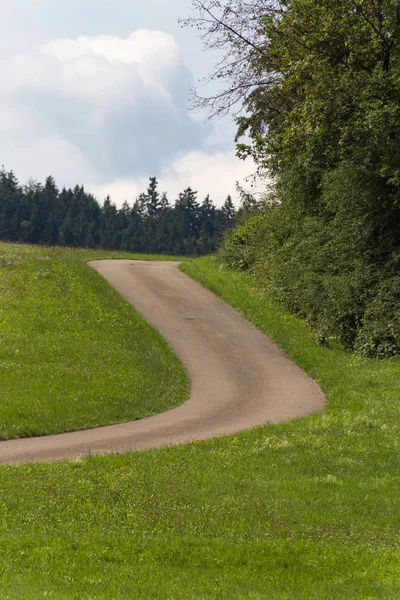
[0,242,189,439]
[0,251,398,598]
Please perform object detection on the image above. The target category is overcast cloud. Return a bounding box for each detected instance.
[0,0,257,206]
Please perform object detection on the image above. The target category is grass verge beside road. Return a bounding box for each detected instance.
[0,242,189,439]
[0,254,398,598]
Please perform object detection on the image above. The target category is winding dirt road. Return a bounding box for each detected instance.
[0,260,325,464]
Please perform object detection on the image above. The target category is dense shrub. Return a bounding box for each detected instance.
[219,162,400,357]
[219,213,271,271]
[356,275,400,358]
[186,0,400,358]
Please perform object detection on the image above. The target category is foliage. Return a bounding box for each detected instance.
[0,170,236,256]
[219,161,400,353]
[219,212,269,270]
[356,274,400,357]
[185,0,400,356]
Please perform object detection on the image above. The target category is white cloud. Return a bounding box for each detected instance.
[40,31,181,89]
[6,30,182,100]
[0,30,205,183]
[3,135,97,187]
[87,150,259,208]
[0,27,261,206]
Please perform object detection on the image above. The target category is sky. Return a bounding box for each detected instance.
[0,0,257,207]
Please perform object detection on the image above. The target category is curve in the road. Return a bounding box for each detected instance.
[0,260,325,464]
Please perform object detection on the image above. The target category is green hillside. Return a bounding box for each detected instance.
[0,253,398,598]
[0,243,189,439]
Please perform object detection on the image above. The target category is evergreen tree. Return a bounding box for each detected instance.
[41,177,60,246]
[0,169,234,257]
[221,195,236,226]
[0,169,24,241]
[58,188,77,246]
[146,177,162,218]
[198,195,217,254]
[175,188,200,238]
[122,204,144,252]
[160,192,170,212]
[100,196,119,249]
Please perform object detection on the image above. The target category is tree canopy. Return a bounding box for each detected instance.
[185,0,400,356]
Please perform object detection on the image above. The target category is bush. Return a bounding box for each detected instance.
[218,213,271,271]
[218,161,400,357]
[356,276,400,358]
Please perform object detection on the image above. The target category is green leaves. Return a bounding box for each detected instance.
[190,0,400,356]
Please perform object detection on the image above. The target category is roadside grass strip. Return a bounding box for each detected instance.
[0,253,398,598]
[0,243,188,439]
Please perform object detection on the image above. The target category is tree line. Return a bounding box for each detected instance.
[185,0,400,357]
[0,169,236,255]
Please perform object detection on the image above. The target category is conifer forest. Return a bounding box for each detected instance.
[0,170,236,256]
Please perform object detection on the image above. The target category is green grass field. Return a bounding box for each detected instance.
[0,251,398,598]
[0,242,189,439]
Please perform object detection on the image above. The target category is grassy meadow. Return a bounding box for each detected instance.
[0,249,398,598]
[0,242,189,439]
